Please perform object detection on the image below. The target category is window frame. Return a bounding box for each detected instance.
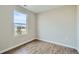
[13,8,29,36]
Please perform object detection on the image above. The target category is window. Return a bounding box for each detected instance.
[14,10,28,36]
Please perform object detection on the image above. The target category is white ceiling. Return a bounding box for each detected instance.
[21,5,63,13]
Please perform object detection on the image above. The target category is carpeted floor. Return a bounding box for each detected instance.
[4,40,78,54]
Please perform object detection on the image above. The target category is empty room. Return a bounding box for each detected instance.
[0,5,79,54]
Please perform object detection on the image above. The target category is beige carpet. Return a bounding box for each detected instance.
[4,40,78,54]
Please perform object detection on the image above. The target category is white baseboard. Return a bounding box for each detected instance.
[76,47,79,53]
[77,49,79,53]
[0,38,35,54]
[37,38,79,53]
[1,38,78,53]
[38,38,77,50]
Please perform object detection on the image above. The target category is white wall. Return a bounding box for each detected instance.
[0,6,36,53]
[37,6,77,48]
[77,6,79,51]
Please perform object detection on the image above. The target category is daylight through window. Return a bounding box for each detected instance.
[14,10,28,36]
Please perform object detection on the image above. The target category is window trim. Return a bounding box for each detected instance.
[13,9,29,36]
